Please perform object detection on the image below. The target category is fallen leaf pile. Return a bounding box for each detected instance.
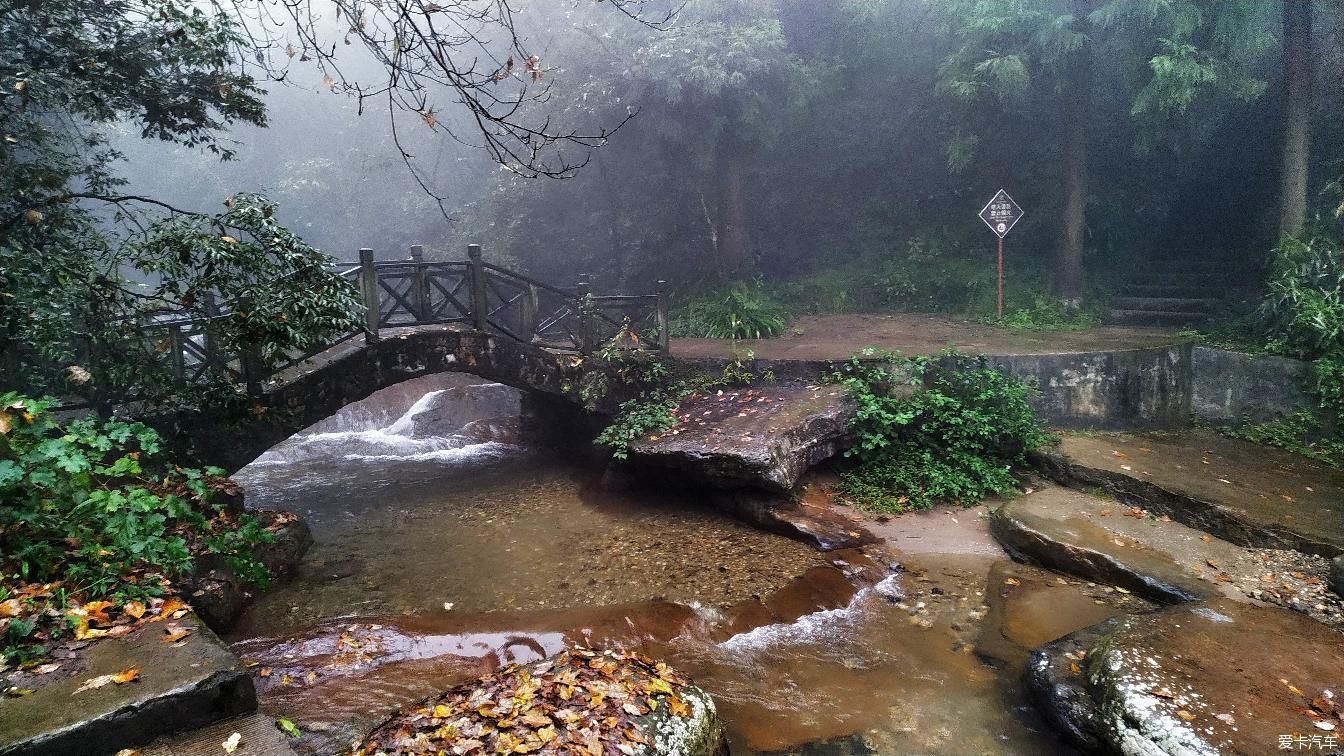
[353,648,698,755]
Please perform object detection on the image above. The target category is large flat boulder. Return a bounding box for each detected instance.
[0,613,255,756]
[991,487,1343,627]
[1027,599,1344,755]
[627,385,854,493]
[1032,431,1344,557]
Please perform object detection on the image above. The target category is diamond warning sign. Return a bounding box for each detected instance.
[979,189,1023,238]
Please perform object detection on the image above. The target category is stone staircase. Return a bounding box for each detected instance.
[1107,257,1236,327]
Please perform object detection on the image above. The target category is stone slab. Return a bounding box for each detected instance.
[1028,599,1344,755]
[628,385,854,493]
[0,613,255,756]
[1033,431,1344,557]
[991,487,1344,627]
[141,713,298,756]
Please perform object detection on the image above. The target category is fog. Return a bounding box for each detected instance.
[111,0,1344,313]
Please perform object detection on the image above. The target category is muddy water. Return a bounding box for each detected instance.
[230,376,1079,754]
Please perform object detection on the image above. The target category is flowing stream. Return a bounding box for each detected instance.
[228,374,1073,754]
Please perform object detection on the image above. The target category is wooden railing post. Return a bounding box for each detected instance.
[359,248,380,343]
[200,290,218,369]
[468,244,488,332]
[521,283,538,343]
[409,244,430,323]
[237,294,264,396]
[168,323,185,381]
[656,280,670,353]
[576,278,594,356]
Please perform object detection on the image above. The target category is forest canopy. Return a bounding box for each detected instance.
[3,0,1343,406]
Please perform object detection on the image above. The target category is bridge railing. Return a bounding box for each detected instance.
[91,245,668,402]
[355,244,670,356]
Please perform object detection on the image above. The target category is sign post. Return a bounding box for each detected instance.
[978,189,1023,318]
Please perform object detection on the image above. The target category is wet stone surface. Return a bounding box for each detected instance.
[0,613,254,756]
[1031,598,1344,756]
[992,485,1344,629]
[1035,431,1344,557]
[627,385,854,493]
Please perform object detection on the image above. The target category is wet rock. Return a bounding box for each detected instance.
[1028,599,1344,756]
[627,385,855,493]
[975,560,1145,671]
[1025,618,1119,755]
[992,486,1344,628]
[0,613,255,756]
[990,487,1232,604]
[1032,431,1344,557]
[715,490,877,551]
[353,648,727,756]
[1332,555,1344,597]
[182,516,313,632]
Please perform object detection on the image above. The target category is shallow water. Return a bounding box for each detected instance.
[229,375,1075,754]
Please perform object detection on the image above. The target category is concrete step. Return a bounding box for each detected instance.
[1126,272,1239,287]
[1107,309,1211,327]
[1110,297,1217,313]
[1122,284,1221,299]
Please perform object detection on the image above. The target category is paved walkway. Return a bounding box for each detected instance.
[672,314,1183,360]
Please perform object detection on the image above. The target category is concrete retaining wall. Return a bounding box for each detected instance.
[988,346,1191,431]
[1189,346,1313,424]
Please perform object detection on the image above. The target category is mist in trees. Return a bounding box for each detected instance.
[6,0,1344,403]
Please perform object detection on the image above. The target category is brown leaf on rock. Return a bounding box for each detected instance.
[162,623,192,643]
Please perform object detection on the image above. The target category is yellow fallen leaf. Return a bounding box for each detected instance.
[123,601,146,619]
[162,623,192,643]
[222,732,242,754]
[1175,710,1195,721]
[0,598,20,618]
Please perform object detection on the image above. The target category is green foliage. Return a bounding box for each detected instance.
[670,283,790,340]
[1261,235,1344,360]
[0,393,272,599]
[827,349,1052,512]
[1219,411,1344,469]
[0,1,360,412]
[987,294,1102,332]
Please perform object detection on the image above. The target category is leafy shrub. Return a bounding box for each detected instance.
[1219,410,1344,468]
[0,393,272,599]
[987,294,1102,331]
[1260,234,1344,359]
[827,349,1052,512]
[670,283,790,340]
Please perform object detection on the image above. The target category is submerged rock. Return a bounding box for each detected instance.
[627,385,854,493]
[353,648,726,755]
[1027,599,1344,756]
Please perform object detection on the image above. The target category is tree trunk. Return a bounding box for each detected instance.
[595,154,631,289]
[1278,0,1312,239]
[1052,4,1090,307]
[715,132,752,280]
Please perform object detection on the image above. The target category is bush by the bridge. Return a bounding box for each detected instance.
[0,393,273,665]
